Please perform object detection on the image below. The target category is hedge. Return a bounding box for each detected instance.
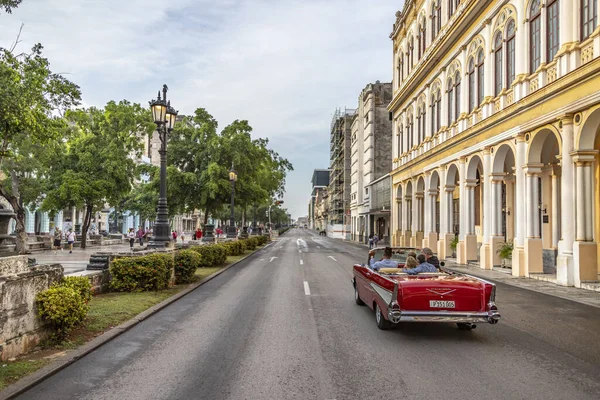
[110,253,174,292]
[191,244,227,267]
[61,276,92,303]
[245,237,258,250]
[36,286,89,340]
[174,250,202,284]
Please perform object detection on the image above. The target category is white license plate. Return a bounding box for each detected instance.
[429,300,455,308]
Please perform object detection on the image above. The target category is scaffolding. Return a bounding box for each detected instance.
[328,108,355,224]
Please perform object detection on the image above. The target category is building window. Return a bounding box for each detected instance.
[477,49,484,105]
[530,0,541,73]
[468,58,475,113]
[409,36,414,70]
[436,91,441,131]
[421,19,427,55]
[454,72,461,121]
[416,112,421,145]
[398,123,403,155]
[448,0,459,18]
[407,115,414,149]
[506,20,516,88]
[398,56,404,83]
[547,0,560,63]
[417,31,422,60]
[420,107,426,142]
[432,1,441,38]
[447,79,454,125]
[581,0,598,40]
[494,32,503,96]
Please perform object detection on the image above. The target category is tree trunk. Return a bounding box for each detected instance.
[80,204,93,249]
[242,206,247,227]
[203,209,209,225]
[13,206,28,254]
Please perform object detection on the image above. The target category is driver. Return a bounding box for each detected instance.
[368,247,398,271]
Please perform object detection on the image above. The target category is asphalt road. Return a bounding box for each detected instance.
[17,229,600,400]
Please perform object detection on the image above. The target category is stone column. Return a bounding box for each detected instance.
[524,164,544,275]
[25,208,35,234]
[437,167,448,258]
[457,157,468,264]
[572,151,599,286]
[396,198,402,246]
[404,194,412,246]
[488,173,505,268]
[514,0,528,101]
[464,179,478,262]
[557,116,576,285]
[443,185,455,258]
[551,169,561,249]
[558,0,577,76]
[480,147,493,269]
[54,211,64,233]
[40,212,50,235]
[505,174,516,241]
[427,188,439,253]
[423,174,431,248]
[513,134,527,276]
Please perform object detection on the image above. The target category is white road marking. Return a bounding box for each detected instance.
[300,259,304,265]
[317,246,321,249]
[328,256,337,262]
[270,257,278,263]
[303,281,311,295]
[298,250,302,253]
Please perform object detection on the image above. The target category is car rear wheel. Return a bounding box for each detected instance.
[456,323,476,330]
[354,284,365,305]
[375,303,392,330]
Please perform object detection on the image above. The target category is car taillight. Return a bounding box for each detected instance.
[487,302,498,311]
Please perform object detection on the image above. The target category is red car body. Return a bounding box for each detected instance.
[352,247,500,330]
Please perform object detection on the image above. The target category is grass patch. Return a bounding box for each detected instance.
[0,360,50,390]
[194,267,222,279]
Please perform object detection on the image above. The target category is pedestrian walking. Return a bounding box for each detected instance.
[53,227,63,254]
[368,232,374,249]
[67,230,76,254]
[136,226,145,246]
[196,228,202,240]
[180,231,185,243]
[127,228,135,249]
[373,233,379,248]
[172,230,177,242]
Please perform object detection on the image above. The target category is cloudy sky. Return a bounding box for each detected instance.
[0,0,401,219]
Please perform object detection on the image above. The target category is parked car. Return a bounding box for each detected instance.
[352,247,500,330]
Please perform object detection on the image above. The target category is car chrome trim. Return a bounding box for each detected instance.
[397,310,501,324]
[370,282,393,305]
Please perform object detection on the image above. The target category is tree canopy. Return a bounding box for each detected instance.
[0,44,81,253]
[42,100,155,248]
[0,0,22,14]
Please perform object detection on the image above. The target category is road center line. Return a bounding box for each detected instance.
[300,259,304,265]
[303,281,311,295]
[328,256,337,262]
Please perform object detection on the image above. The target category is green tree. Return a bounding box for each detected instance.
[0,44,81,253]
[1,0,22,14]
[42,101,154,248]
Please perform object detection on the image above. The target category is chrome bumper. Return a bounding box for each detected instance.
[388,309,501,324]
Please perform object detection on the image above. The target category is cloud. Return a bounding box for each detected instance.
[0,0,401,219]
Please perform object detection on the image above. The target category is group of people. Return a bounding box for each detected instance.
[128,226,149,249]
[52,227,77,254]
[368,247,440,275]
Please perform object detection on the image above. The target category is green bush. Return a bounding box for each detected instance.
[60,276,92,303]
[256,235,269,246]
[174,250,202,284]
[36,286,89,340]
[245,237,258,250]
[110,253,174,292]
[191,244,228,267]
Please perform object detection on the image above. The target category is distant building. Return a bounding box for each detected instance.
[328,108,354,238]
[349,82,393,244]
[308,169,330,229]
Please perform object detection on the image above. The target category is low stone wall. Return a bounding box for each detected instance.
[69,270,111,294]
[0,256,63,361]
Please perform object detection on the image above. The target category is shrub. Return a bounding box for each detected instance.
[496,241,514,261]
[110,253,173,292]
[174,250,202,284]
[191,244,227,267]
[450,236,459,252]
[36,286,89,340]
[245,237,258,250]
[60,276,92,304]
[256,235,269,246]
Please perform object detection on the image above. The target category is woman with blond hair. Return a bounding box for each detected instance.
[404,251,418,269]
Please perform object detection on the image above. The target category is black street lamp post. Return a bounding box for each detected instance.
[148,85,178,248]
[227,165,237,238]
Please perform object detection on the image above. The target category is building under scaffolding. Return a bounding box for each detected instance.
[328,108,355,226]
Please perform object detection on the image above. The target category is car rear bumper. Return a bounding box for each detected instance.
[388,310,501,324]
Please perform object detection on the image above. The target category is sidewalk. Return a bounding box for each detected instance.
[445,262,600,309]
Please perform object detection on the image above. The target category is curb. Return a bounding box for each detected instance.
[0,243,273,400]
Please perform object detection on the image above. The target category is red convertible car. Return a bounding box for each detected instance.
[353,247,500,330]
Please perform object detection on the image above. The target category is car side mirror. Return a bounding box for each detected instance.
[440,261,445,267]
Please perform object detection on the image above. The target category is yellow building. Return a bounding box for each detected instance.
[389,0,600,288]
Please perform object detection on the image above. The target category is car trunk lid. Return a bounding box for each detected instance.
[397,275,484,312]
